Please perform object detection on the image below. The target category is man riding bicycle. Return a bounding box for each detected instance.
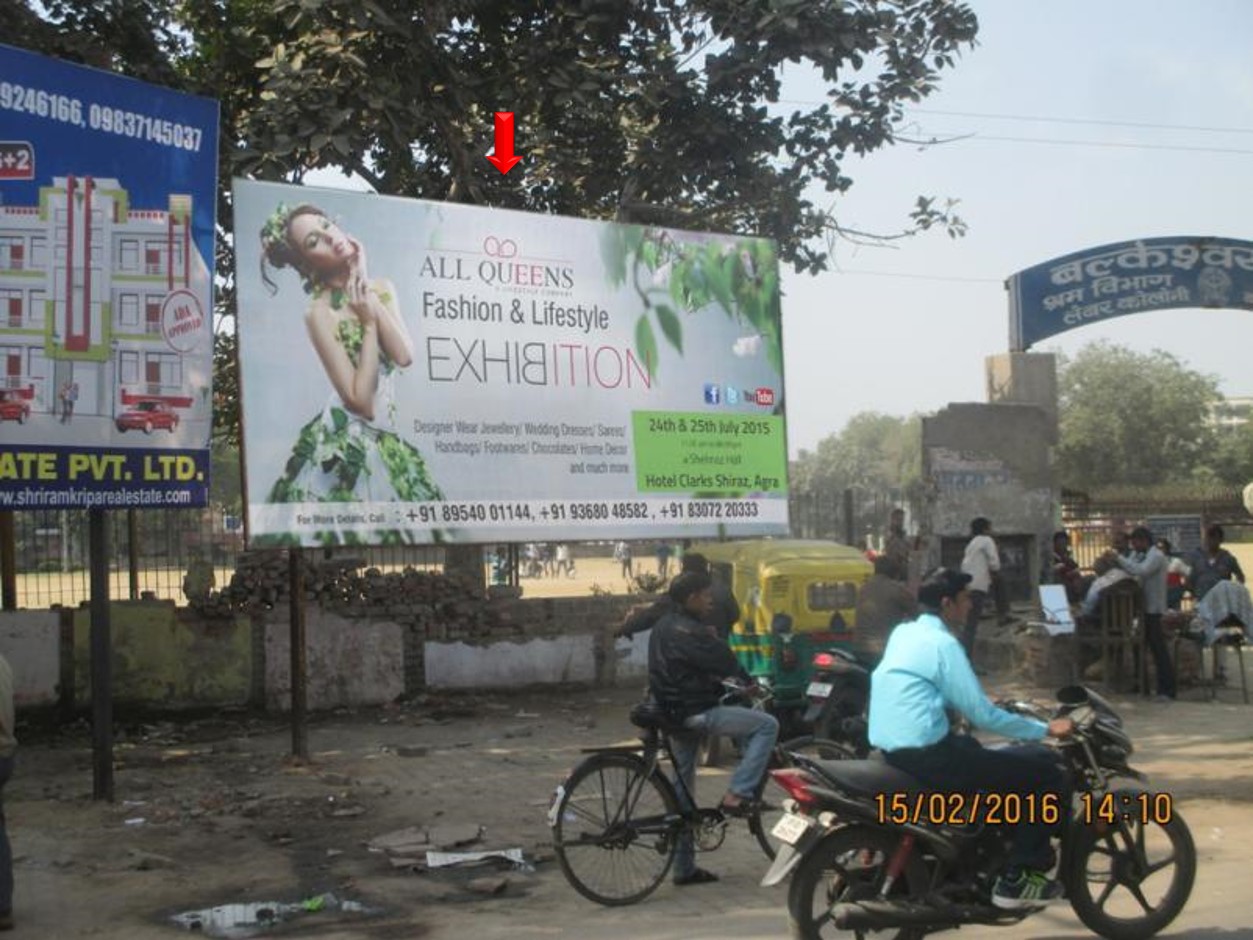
[868,567,1074,909]
[648,571,779,886]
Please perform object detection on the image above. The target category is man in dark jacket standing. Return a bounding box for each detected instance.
[648,572,778,886]
[617,552,740,640]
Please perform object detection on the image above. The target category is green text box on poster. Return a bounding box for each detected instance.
[631,411,787,494]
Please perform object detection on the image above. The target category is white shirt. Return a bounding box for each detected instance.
[960,534,1000,593]
[1118,547,1168,615]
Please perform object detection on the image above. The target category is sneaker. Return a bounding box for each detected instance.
[992,869,1063,909]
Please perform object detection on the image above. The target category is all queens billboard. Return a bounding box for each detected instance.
[0,44,218,511]
[233,179,789,546]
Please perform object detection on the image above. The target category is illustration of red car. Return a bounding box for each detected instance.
[116,400,180,434]
[0,391,31,424]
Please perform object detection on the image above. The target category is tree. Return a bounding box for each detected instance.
[792,411,923,496]
[11,0,979,444]
[1208,420,1253,487]
[1055,342,1220,491]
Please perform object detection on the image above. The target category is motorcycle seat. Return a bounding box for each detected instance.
[811,755,925,798]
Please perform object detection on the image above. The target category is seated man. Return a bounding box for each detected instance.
[1191,579,1253,646]
[868,568,1074,910]
[648,571,778,886]
[1079,551,1133,619]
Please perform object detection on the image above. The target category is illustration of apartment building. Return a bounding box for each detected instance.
[0,174,211,425]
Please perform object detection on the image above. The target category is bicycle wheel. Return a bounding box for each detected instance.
[750,736,856,859]
[552,752,680,905]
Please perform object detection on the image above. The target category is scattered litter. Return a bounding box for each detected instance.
[123,817,146,827]
[325,848,344,858]
[426,847,531,872]
[330,805,366,818]
[170,893,380,938]
[467,875,509,896]
[428,823,483,850]
[367,826,429,855]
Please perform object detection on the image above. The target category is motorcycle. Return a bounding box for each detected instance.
[762,685,1196,940]
[801,648,874,758]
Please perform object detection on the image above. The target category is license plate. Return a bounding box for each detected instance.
[771,813,811,845]
[806,681,833,698]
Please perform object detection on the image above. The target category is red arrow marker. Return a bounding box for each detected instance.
[486,112,522,175]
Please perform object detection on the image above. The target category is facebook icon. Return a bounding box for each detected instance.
[703,383,721,405]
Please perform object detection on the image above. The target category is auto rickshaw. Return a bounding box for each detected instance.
[687,539,873,737]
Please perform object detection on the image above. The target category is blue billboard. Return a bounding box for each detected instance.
[0,43,219,510]
[1007,236,1253,351]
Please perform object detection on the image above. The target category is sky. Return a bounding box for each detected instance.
[300,0,1253,459]
[779,0,1253,456]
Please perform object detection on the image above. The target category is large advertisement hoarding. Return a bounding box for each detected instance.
[0,44,218,510]
[234,179,789,546]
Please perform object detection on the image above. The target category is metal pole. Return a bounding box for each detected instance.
[843,488,855,548]
[126,508,139,599]
[89,508,113,801]
[289,547,308,759]
[0,512,16,610]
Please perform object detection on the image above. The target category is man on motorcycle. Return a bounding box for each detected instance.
[867,567,1074,910]
[648,571,778,886]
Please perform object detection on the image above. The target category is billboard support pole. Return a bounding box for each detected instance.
[127,509,140,600]
[89,508,114,801]
[289,548,309,759]
[0,512,15,610]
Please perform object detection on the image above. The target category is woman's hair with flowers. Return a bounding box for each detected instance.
[259,202,329,295]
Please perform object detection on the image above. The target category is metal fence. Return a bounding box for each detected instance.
[4,486,918,609]
[1061,487,1250,569]
[5,507,445,609]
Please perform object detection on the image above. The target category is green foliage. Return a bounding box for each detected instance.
[1056,342,1221,490]
[1207,421,1253,487]
[12,0,979,443]
[604,227,783,379]
[792,411,923,498]
[630,572,668,595]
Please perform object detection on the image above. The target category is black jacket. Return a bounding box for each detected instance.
[647,606,745,717]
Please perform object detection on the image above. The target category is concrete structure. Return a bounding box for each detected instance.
[920,353,1059,601]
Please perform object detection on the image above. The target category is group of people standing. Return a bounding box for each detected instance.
[1059,522,1249,700]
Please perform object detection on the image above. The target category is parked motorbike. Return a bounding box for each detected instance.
[763,685,1196,940]
[801,648,874,758]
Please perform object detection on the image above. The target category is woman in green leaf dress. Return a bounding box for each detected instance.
[259,203,442,544]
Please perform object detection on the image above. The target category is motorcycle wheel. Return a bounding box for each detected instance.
[787,824,929,940]
[1065,811,1196,940]
[750,736,856,859]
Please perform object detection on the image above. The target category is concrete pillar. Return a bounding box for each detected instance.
[985,352,1058,441]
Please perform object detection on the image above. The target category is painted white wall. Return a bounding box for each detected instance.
[425,635,596,689]
[0,611,61,706]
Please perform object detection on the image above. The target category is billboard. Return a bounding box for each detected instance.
[0,44,218,511]
[233,179,789,546]
[1008,236,1253,351]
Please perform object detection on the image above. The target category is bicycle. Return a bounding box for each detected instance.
[547,679,853,906]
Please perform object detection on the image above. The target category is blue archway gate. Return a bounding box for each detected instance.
[1007,236,1253,351]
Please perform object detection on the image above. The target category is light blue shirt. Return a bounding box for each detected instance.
[868,612,1048,751]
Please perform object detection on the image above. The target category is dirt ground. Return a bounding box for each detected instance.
[7,670,1253,940]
